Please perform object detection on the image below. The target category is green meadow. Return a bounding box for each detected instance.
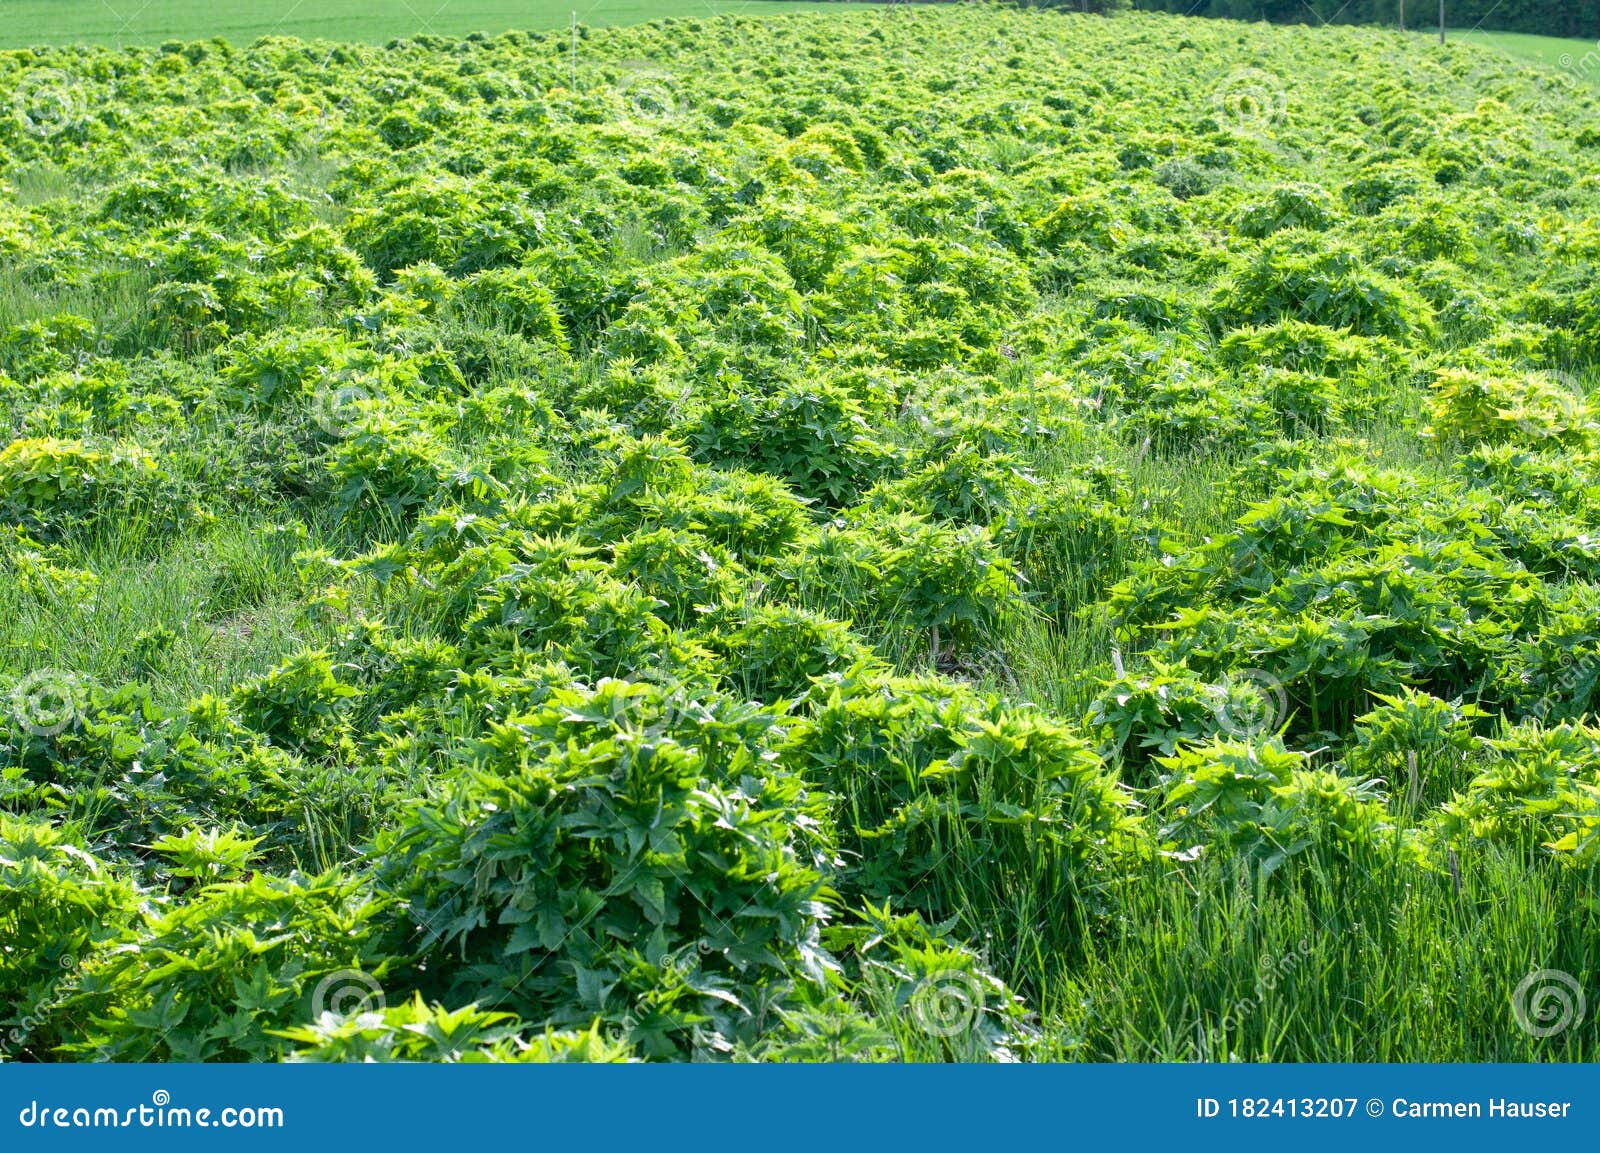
[3,5,1599,1062]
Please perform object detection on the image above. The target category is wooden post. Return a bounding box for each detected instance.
[1439,0,1445,44]
[1399,0,1405,31]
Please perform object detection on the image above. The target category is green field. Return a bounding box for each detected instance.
[4,4,1600,1065]
[6,0,1599,78]
[1455,27,1600,80]
[0,0,859,48]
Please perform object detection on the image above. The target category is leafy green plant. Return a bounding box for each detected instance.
[232,650,361,756]
[381,678,834,1058]
[1346,688,1483,811]
[64,870,395,1061]
[1431,722,1600,863]
[276,994,633,1063]
[786,669,1145,942]
[0,818,140,1050]
[1161,737,1402,876]
[0,437,175,539]
[149,825,264,885]
[1427,368,1595,449]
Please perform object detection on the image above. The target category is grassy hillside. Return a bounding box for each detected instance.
[0,0,859,48]
[3,5,1600,1062]
[1455,27,1600,82]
